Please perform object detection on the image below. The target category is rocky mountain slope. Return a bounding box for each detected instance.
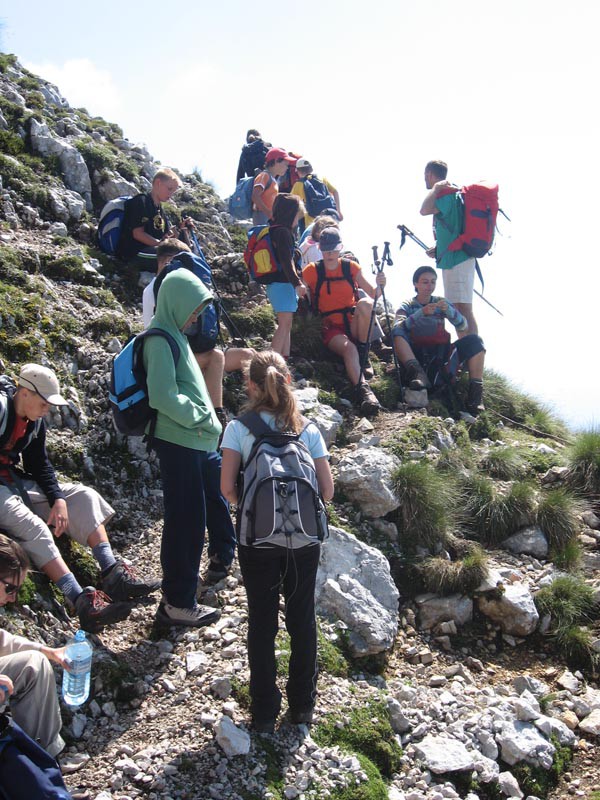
[1,53,600,800]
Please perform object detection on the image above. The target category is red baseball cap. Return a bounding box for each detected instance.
[265,147,294,163]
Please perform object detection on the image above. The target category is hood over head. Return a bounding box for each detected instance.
[152,269,212,331]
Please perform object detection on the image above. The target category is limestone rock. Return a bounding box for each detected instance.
[416,594,473,631]
[316,526,399,655]
[29,118,92,207]
[214,716,250,756]
[578,708,600,735]
[412,735,474,773]
[497,771,524,798]
[496,720,555,769]
[502,527,549,559]
[335,448,401,518]
[478,582,539,636]
[306,403,343,447]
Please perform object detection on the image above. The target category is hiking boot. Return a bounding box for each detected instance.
[406,362,430,390]
[370,340,393,362]
[155,601,221,628]
[356,343,374,379]
[102,561,161,601]
[205,556,231,584]
[74,587,131,633]
[466,381,485,417]
[251,717,276,735]
[289,707,314,725]
[356,382,380,416]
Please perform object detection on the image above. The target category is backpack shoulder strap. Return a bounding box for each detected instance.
[313,260,326,310]
[136,328,181,366]
[340,258,359,301]
[237,411,273,439]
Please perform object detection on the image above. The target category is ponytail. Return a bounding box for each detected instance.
[243,351,303,433]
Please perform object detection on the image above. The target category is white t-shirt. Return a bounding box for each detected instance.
[142,279,156,328]
[221,410,328,465]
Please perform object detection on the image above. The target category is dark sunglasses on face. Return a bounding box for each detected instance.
[0,579,20,596]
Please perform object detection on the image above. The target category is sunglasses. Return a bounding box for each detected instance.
[0,579,20,596]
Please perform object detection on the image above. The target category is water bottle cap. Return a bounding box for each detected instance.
[74,630,86,642]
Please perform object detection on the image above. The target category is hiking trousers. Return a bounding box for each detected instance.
[239,543,320,723]
[0,651,64,757]
[154,441,235,608]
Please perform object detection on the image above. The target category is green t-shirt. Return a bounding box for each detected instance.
[434,192,470,270]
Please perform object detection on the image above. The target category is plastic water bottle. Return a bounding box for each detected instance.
[62,630,93,707]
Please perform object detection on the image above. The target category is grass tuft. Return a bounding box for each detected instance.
[479,446,525,480]
[536,488,581,550]
[566,429,600,496]
[420,542,488,595]
[392,461,455,552]
[535,575,596,636]
[462,476,536,544]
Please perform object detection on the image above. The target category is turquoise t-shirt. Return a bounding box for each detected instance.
[434,192,470,270]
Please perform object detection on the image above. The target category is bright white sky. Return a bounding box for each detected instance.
[1,0,599,430]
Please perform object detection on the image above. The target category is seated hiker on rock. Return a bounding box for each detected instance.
[143,238,254,431]
[116,167,185,270]
[251,148,294,226]
[263,194,307,359]
[392,266,485,416]
[291,158,342,233]
[301,228,384,415]
[0,535,67,757]
[143,269,232,625]
[220,351,334,733]
[299,211,341,267]
[0,365,160,632]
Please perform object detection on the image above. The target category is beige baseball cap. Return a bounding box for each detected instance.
[18,364,68,406]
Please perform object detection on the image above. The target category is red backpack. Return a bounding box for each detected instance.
[441,182,500,258]
[244,224,283,284]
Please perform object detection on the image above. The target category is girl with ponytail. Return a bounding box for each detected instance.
[221,351,333,733]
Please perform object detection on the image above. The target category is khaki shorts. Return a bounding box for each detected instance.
[0,480,114,569]
[442,257,476,304]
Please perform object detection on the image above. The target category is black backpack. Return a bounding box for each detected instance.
[241,139,269,177]
[235,412,329,549]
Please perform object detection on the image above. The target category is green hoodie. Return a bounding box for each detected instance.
[143,270,221,450]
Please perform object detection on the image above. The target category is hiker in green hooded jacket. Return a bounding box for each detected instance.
[143,270,231,627]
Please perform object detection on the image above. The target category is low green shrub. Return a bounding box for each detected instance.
[313,701,402,778]
[227,305,275,341]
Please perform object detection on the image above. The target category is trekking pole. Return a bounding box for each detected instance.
[357,248,380,386]
[378,242,404,391]
[396,224,504,316]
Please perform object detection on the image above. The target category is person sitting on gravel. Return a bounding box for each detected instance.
[220,351,334,732]
[301,228,384,415]
[0,365,160,632]
[116,168,183,270]
[0,534,67,757]
[143,269,229,625]
[143,238,255,432]
[392,266,486,415]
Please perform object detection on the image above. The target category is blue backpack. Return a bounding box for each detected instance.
[0,712,73,799]
[153,250,220,351]
[97,195,132,255]
[302,175,336,218]
[109,329,180,437]
[228,174,273,220]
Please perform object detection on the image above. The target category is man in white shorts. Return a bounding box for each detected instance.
[420,160,478,336]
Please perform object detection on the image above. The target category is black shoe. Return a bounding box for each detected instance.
[466,381,485,416]
[205,556,231,584]
[74,587,131,633]
[356,382,380,416]
[252,717,276,734]
[155,601,221,628]
[289,708,314,725]
[370,340,393,362]
[102,561,161,601]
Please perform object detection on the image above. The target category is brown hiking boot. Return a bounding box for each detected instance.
[466,381,485,416]
[356,381,380,416]
[405,361,430,390]
[74,587,131,633]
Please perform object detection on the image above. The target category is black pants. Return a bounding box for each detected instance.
[154,440,235,609]
[238,543,320,722]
